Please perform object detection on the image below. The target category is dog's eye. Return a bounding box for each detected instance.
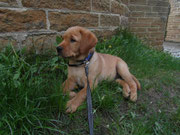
[70,38,76,43]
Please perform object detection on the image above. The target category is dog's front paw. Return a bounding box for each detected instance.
[130,93,137,102]
[66,98,79,113]
[122,88,130,98]
[123,91,130,98]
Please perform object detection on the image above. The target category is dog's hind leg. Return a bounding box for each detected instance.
[116,79,130,98]
[132,74,141,90]
[116,60,138,102]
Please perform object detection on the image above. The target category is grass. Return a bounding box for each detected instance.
[0,30,180,135]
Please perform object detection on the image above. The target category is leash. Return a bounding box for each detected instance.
[68,52,94,135]
[85,60,94,135]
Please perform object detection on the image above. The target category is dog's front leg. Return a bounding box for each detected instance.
[62,77,77,99]
[66,80,94,113]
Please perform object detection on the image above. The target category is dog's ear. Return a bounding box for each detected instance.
[79,29,98,54]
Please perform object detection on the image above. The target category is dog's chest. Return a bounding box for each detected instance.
[68,67,86,86]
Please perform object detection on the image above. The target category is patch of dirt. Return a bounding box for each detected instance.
[137,72,180,116]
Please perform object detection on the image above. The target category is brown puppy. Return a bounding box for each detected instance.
[57,26,141,113]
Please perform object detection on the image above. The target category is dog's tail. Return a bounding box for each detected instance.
[132,75,141,90]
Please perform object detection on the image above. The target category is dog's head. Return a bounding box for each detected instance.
[56,26,98,58]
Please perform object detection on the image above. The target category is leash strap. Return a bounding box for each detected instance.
[85,61,94,135]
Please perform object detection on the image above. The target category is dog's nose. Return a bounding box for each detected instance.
[56,46,63,53]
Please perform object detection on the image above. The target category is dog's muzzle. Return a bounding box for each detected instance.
[56,46,63,55]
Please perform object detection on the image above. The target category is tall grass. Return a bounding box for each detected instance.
[0,45,68,134]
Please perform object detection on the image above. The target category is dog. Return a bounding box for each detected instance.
[56,26,141,113]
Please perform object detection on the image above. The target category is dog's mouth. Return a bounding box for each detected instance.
[57,53,75,59]
[56,51,67,58]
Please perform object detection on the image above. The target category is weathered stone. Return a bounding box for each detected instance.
[145,12,158,17]
[0,36,18,51]
[151,45,163,50]
[121,0,129,5]
[0,0,18,7]
[138,17,156,23]
[165,0,180,42]
[0,9,46,32]
[147,1,169,7]
[92,0,110,12]
[151,40,164,47]
[92,29,116,39]
[49,12,98,31]
[135,5,152,12]
[152,7,169,13]
[120,16,129,28]
[151,19,165,27]
[130,22,151,27]
[111,0,129,16]
[100,15,120,27]
[130,27,147,33]
[22,34,58,54]
[130,12,145,17]
[129,17,137,22]
[127,0,170,49]
[129,0,146,5]
[22,0,91,11]
[148,28,159,32]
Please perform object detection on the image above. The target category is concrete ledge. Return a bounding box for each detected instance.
[163,41,180,58]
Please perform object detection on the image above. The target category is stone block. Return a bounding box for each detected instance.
[22,0,91,11]
[147,1,169,7]
[135,5,152,12]
[130,27,147,33]
[92,29,116,39]
[0,0,18,7]
[130,12,144,17]
[129,0,146,5]
[92,0,110,12]
[111,0,129,16]
[22,34,58,54]
[0,9,46,32]
[152,7,169,13]
[129,17,137,22]
[100,14,120,27]
[145,12,158,17]
[138,17,155,23]
[49,12,98,31]
[130,22,151,27]
[120,16,129,28]
[0,36,18,51]
[151,45,163,50]
[121,0,129,5]
[148,28,159,32]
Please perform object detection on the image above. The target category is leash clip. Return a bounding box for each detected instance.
[84,60,90,67]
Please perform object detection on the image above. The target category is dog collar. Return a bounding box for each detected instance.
[68,52,94,67]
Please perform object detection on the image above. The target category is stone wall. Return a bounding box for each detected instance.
[0,0,129,53]
[166,0,180,42]
[127,0,170,50]
[0,0,172,52]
